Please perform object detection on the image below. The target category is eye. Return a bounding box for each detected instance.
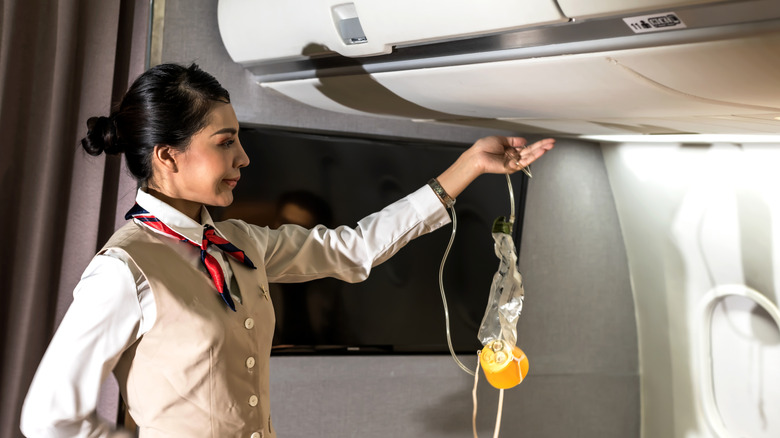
[219,139,235,148]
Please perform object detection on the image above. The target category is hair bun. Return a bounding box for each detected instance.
[81,116,122,156]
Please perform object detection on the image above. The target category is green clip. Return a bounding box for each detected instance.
[492,216,513,235]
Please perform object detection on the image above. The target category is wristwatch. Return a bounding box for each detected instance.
[428,178,456,209]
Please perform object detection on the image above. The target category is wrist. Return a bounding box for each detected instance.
[436,149,482,199]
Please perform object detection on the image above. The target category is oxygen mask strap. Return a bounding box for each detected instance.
[471,350,508,438]
[472,351,481,438]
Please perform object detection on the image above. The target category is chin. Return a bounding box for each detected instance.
[217,193,235,207]
[203,193,234,208]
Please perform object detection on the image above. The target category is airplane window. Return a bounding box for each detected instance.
[705,291,780,437]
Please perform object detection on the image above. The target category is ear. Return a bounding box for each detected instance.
[153,144,179,173]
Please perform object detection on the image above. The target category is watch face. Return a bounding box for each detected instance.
[429,179,454,208]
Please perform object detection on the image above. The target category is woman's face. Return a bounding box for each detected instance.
[165,102,250,212]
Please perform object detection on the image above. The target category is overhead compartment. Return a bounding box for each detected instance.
[218,0,780,135]
[218,0,567,64]
[368,31,780,131]
[263,29,780,135]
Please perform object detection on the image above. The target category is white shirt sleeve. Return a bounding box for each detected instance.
[21,253,146,438]
[256,185,451,283]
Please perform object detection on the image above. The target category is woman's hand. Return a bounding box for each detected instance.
[436,136,555,200]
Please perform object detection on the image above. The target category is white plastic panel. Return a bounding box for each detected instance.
[265,54,740,122]
[610,36,780,110]
[369,31,780,118]
[557,0,723,20]
[266,78,375,117]
[373,55,717,120]
[263,32,780,135]
[218,0,566,64]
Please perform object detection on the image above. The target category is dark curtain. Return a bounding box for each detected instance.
[0,1,149,436]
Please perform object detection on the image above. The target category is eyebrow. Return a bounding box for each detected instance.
[211,127,238,137]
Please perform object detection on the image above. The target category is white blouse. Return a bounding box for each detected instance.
[21,185,450,437]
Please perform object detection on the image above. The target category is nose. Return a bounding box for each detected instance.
[235,138,250,168]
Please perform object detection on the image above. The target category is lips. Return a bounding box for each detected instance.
[222,176,240,188]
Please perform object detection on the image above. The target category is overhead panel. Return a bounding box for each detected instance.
[263,29,780,135]
[606,33,780,110]
[219,0,780,135]
[218,0,566,65]
[368,31,780,118]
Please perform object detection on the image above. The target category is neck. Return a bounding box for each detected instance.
[146,187,203,223]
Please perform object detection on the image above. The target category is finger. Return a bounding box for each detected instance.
[507,138,553,158]
[504,137,528,149]
[517,140,554,166]
[503,157,533,178]
[503,150,528,171]
[517,138,554,159]
[525,138,555,152]
[499,137,554,175]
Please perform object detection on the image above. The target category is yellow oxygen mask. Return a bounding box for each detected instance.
[480,340,529,390]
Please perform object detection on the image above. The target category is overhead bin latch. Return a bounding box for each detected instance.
[332,3,368,45]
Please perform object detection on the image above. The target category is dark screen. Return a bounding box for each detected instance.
[213,127,528,354]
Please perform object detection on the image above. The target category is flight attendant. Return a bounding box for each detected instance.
[20,63,554,437]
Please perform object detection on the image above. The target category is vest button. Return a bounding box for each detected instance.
[244,318,255,329]
[246,356,256,369]
[250,432,263,438]
[249,395,259,407]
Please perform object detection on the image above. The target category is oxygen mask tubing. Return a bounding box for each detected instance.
[438,153,532,438]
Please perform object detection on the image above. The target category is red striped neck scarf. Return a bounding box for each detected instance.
[125,203,256,311]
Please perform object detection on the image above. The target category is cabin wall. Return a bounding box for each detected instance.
[602,141,780,438]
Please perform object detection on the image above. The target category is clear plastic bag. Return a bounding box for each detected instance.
[477,216,525,348]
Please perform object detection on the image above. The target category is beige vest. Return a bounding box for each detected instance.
[104,221,276,438]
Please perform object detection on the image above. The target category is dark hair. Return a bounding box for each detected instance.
[80,63,230,182]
